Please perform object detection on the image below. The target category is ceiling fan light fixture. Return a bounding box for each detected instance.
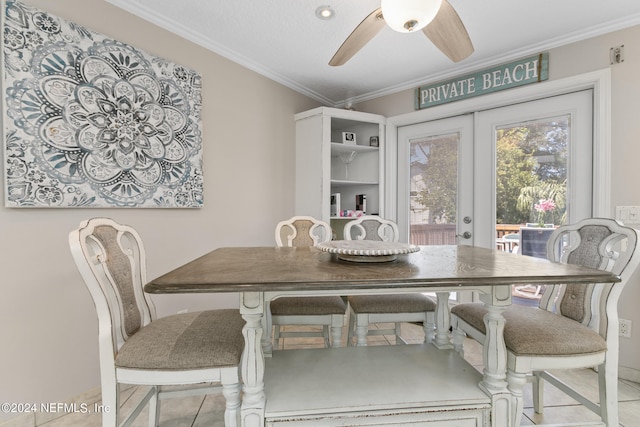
[381,0,443,33]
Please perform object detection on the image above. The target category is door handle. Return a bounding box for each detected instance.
[456,231,472,239]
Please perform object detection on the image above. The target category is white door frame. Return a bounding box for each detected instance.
[385,69,612,223]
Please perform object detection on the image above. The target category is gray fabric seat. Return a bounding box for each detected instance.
[271,296,346,316]
[115,309,245,370]
[450,303,606,357]
[348,294,436,314]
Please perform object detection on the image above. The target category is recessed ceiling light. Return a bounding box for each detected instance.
[316,5,335,20]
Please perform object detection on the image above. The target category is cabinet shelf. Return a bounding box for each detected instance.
[330,216,375,220]
[331,179,378,186]
[331,143,378,154]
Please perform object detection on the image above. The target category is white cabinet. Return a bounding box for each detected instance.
[294,107,385,235]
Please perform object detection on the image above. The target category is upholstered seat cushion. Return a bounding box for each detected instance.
[270,296,347,315]
[115,309,245,370]
[348,294,436,314]
[451,303,607,357]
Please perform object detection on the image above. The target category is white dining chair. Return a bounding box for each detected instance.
[69,218,244,427]
[270,216,347,348]
[451,218,640,427]
[344,216,436,346]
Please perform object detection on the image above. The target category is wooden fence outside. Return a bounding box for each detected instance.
[409,224,528,245]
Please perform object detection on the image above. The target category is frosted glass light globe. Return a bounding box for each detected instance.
[381,0,443,33]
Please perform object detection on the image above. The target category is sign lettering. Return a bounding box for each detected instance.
[415,53,548,110]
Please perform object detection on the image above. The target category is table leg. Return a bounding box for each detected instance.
[479,289,512,427]
[434,292,453,349]
[240,292,266,427]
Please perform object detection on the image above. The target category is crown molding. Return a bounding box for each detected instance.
[106,0,640,107]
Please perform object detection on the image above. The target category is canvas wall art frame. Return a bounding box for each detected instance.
[2,0,204,208]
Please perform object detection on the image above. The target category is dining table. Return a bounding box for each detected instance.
[145,244,620,427]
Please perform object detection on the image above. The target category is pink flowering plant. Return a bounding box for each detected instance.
[534,198,556,227]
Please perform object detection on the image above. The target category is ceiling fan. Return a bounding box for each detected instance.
[329,0,474,66]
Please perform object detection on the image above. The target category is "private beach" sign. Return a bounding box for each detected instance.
[415,53,549,110]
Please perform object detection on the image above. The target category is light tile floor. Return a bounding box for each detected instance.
[10,323,640,427]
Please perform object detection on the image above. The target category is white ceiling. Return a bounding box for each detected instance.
[105,0,640,107]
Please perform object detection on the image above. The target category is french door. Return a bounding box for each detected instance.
[395,90,593,303]
[397,90,593,251]
[397,114,474,246]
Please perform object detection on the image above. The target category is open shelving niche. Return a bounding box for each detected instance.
[295,107,385,239]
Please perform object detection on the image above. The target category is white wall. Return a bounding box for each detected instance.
[0,0,320,421]
[357,26,640,378]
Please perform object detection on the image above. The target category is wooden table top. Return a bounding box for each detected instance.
[145,245,620,294]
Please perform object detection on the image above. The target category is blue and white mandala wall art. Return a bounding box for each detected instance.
[3,0,203,208]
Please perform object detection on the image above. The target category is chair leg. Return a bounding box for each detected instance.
[424,312,436,344]
[222,380,242,427]
[355,313,369,347]
[532,372,544,414]
[330,314,343,347]
[148,386,160,427]
[102,377,119,427]
[394,323,406,344]
[507,369,527,427]
[451,327,465,357]
[599,359,619,426]
[273,325,281,349]
[347,308,356,346]
[322,325,331,348]
[262,306,273,355]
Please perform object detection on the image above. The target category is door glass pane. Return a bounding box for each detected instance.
[409,133,458,246]
[495,115,569,304]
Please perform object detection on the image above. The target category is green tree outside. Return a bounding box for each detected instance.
[412,135,457,223]
[415,116,568,226]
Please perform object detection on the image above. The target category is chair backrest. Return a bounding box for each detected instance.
[538,218,640,340]
[344,216,399,242]
[275,216,332,247]
[69,218,155,358]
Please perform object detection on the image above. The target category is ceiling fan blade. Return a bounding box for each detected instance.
[329,7,386,66]
[422,0,474,62]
